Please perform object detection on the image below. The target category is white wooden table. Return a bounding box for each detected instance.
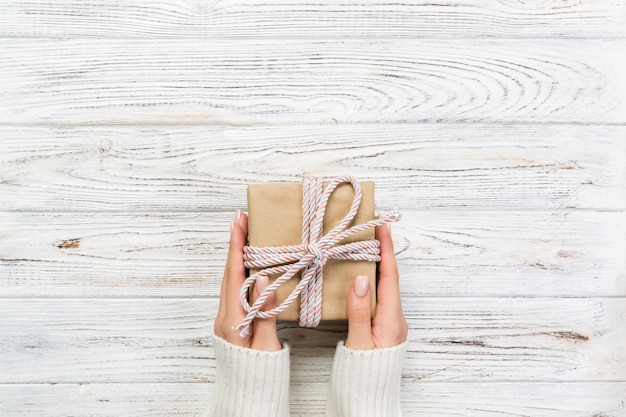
[1,1,625,415]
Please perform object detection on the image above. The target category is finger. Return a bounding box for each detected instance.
[214,211,254,346]
[345,275,375,350]
[250,276,281,351]
[375,223,402,311]
[223,210,248,306]
[238,210,249,236]
[373,223,407,347]
[216,211,245,335]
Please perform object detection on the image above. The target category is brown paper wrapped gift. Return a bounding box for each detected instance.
[247,180,376,321]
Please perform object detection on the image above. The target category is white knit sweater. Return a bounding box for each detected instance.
[208,335,291,417]
[209,335,407,417]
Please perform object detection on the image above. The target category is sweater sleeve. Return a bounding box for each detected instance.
[208,335,291,417]
[326,341,407,417]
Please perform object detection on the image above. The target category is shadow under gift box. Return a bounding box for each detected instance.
[247,181,377,321]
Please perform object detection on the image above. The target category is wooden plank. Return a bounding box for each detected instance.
[1,382,625,417]
[0,212,229,298]
[0,298,624,383]
[0,0,624,39]
[394,211,626,297]
[0,383,211,417]
[1,211,624,297]
[2,39,625,125]
[396,382,626,417]
[1,125,625,211]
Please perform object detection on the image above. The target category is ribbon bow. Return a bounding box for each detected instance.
[237,175,400,337]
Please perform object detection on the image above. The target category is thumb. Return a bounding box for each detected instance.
[345,275,375,350]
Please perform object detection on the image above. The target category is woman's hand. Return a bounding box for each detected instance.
[214,210,282,351]
[345,223,408,349]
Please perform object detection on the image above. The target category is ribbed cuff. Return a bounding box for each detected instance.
[208,335,290,417]
[326,341,407,417]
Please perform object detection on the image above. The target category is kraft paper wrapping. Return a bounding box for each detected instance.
[247,181,377,321]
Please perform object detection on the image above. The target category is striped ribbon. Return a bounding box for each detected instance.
[236,175,400,337]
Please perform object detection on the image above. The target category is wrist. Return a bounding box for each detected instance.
[327,341,407,417]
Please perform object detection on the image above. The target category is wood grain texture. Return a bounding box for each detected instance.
[2,39,625,125]
[1,382,625,417]
[0,298,624,384]
[2,0,625,414]
[1,0,624,39]
[1,125,625,211]
[1,211,624,298]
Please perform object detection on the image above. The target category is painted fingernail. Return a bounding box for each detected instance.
[255,276,269,297]
[354,275,370,297]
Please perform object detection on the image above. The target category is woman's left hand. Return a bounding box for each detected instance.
[214,210,282,351]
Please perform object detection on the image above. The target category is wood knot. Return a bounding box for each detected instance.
[550,331,589,342]
[57,238,81,250]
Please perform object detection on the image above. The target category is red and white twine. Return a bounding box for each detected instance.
[237,175,400,337]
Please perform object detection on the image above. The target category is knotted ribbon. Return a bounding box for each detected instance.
[237,175,400,337]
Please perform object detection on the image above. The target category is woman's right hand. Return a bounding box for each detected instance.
[345,223,408,349]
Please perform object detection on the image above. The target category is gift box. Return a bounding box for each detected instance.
[247,180,377,321]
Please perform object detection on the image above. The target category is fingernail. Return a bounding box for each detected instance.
[354,275,370,297]
[257,276,269,290]
[386,223,391,234]
[230,209,241,233]
[255,276,269,296]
